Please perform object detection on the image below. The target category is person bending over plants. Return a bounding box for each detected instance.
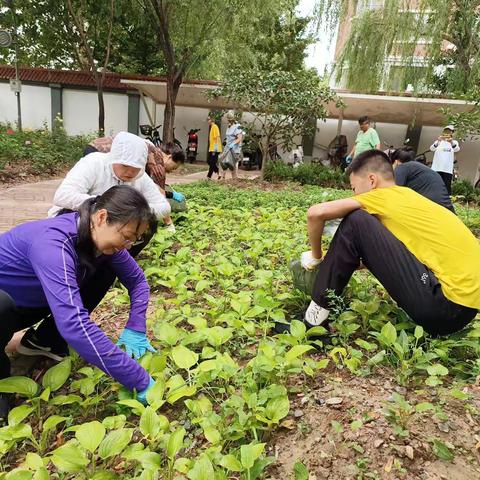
[83,133,186,232]
[288,149,479,337]
[0,186,158,419]
[145,141,187,232]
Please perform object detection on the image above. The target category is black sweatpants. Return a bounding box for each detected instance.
[207,152,219,178]
[437,172,453,195]
[0,236,152,379]
[312,210,477,336]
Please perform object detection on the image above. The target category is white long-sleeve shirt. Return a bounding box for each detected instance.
[48,133,171,218]
[430,139,460,174]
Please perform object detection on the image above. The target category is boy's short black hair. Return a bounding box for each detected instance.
[358,115,370,125]
[391,146,415,163]
[346,149,394,178]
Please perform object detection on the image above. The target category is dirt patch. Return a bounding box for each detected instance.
[0,160,70,188]
[267,365,480,480]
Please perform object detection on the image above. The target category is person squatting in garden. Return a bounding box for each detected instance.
[218,110,244,181]
[83,132,186,231]
[391,146,455,212]
[15,133,171,363]
[207,115,222,180]
[0,186,159,418]
[296,149,479,337]
[144,141,186,232]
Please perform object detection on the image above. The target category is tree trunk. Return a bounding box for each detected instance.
[97,79,106,136]
[260,137,270,180]
[163,73,182,143]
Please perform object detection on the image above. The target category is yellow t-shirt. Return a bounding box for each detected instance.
[355,186,480,309]
[208,123,222,153]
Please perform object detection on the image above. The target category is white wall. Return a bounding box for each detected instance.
[63,89,128,136]
[1,81,478,181]
[139,99,212,161]
[0,83,50,129]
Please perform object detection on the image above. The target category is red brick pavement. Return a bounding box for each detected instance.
[0,169,259,234]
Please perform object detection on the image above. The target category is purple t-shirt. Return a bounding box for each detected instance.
[0,213,150,391]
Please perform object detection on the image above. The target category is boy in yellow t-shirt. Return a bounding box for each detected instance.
[207,116,222,179]
[293,149,479,336]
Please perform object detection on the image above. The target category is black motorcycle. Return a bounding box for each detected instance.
[140,124,162,147]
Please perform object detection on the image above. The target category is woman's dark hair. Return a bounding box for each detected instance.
[391,146,415,163]
[77,185,157,271]
[160,142,185,164]
[358,116,370,125]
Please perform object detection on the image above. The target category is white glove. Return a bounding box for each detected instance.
[301,251,321,271]
[165,223,176,233]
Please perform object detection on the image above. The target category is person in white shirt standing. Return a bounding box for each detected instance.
[430,125,460,195]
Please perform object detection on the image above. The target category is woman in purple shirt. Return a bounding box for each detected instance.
[0,185,157,418]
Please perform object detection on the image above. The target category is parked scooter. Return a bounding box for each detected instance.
[186,128,200,163]
[140,124,162,147]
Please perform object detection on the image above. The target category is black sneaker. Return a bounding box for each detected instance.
[16,330,68,362]
[0,393,11,423]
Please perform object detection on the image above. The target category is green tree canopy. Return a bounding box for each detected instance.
[210,68,340,176]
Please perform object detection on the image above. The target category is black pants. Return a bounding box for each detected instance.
[312,210,477,336]
[437,172,453,195]
[207,152,219,178]
[0,237,152,379]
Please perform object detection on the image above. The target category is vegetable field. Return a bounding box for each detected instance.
[2,181,479,480]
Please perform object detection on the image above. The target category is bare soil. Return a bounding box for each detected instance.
[267,364,480,480]
[0,160,70,188]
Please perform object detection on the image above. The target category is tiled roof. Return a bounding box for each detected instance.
[0,65,219,90]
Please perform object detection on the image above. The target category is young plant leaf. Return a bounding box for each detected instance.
[0,376,38,397]
[75,421,106,453]
[50,441,89,473]
[240,442,265,469]
[167,427,186,460]
[98,428,133,459]
[171,345,199,370]
[42,358,71,392]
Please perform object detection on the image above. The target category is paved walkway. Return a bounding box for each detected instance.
[0,169,259,234]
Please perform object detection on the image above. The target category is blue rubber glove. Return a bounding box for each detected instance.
[137,377,155,405]
[117,328,156,359]
[214,144,218,153]
[228,142,236,149]
[172,191,185,202]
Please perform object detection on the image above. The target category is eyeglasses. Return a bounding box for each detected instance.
[118,229,145,247]
[123,237,144,247]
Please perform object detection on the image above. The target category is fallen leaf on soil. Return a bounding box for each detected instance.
[325,397,343,405]
[374,439,383,448]
[384,456,394,473]
[475,440,480,450]
[280,419,296,430]
[405,445,414,459]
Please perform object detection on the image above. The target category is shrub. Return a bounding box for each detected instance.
[0,119,92,176]
[452,180,480,205]
[263,160,348,189]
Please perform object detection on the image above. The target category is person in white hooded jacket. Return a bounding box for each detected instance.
[42,132,171,323]
[48,131,171,219]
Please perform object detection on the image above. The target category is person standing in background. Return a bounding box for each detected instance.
[207,116,222,180]
[346,116,381,165]
[430,125,460,195]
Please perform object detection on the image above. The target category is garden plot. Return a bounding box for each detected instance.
[1,181,479,480]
